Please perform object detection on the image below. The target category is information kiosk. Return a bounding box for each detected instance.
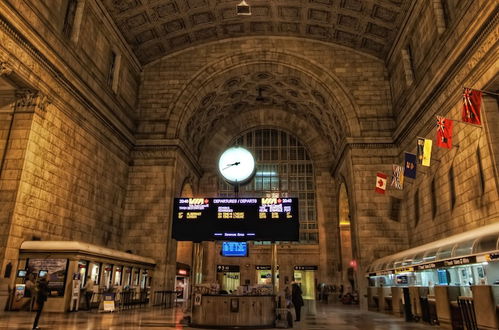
[173,196,300,328]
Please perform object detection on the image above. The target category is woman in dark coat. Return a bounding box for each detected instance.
[291,283,304,322]
[32,275,49,330]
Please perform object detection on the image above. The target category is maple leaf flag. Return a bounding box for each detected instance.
[375,172,388,194]
[462,88,482,125]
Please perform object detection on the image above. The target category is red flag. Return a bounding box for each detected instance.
[462,88,482,125]
[436,116,453,149]
[375,172,387,194]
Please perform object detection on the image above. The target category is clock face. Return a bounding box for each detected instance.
[218,146,256,185]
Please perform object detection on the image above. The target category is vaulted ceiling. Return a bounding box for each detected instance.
[102,0,412,64]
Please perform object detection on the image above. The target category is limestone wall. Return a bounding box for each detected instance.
[387,0,499,248]
[138,37,393,142]
[0,0,140,274]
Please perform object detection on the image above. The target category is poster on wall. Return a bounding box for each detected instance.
[27,258,69,297]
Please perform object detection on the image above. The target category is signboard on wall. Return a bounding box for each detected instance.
[216,265,240,273]
[172,198,299,242]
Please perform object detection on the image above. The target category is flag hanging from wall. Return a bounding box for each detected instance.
[417,138,432,167]
[375,172,388,194]
[436,116,454,149]
[462,88,482,125]
[404,152,417,179]
[390,165,404,190]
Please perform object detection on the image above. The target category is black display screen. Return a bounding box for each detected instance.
[172,197,299,242]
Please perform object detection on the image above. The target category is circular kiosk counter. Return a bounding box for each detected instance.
[192,295,275,328]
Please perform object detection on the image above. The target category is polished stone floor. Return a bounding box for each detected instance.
[0,303,434,330]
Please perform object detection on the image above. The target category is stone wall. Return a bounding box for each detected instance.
[122,146,201,289]
[387,0,499,248]
[135,36,396,287]
[0,0,140,276]
[138,37,393,143]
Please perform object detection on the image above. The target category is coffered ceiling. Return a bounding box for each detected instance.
[102,0,412,64]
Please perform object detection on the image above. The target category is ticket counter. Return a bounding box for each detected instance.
[366,222,499,327]
[10,241,155,312]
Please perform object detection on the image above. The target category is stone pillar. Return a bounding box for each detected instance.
[316,169,340,285]
[123,148,179,292]
[0,90,49,283]
[337,143,409,310]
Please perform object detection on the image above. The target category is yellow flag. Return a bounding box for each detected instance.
[422,139,432,166]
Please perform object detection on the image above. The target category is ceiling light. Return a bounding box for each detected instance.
[237,0,251,16]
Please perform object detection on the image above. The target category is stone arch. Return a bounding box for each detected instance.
[166,49,362,150]
[199,107,334,171]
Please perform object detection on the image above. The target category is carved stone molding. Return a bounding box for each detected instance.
[0,61,12,76]
[15,90,51,114]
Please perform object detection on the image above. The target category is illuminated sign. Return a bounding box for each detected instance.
[221,242,248,257]
[217,265,240,272]
[395,267,414,274]
[172,197,299,242]
[255,265,279,270]
[294,266,318,271]
[443,256,476,267]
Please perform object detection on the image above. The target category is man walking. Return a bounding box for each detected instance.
[32,274,49,330]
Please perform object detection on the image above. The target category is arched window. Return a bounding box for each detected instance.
[218,128,317,244]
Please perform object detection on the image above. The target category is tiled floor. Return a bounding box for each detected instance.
[0,303,434,329]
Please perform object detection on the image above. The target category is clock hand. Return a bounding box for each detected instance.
[223,161,241,170]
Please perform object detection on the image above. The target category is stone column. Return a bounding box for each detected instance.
[337,143,409,310]
[0,90,49,282]
[123,148,179,292]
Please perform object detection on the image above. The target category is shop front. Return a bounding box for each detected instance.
[293,265,317,300]
[10,241,155,312]
[175,264,190,302]
[255,265,279,287]
[217,265,240,293]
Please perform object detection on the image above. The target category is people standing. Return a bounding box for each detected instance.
[291,283,304,322]
[32,274,49,330]
[83,276,94,311]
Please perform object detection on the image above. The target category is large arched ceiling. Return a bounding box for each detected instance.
[102,0,411,64]
[177,62,354,158]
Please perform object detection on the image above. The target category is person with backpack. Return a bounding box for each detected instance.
[32,274,49,330]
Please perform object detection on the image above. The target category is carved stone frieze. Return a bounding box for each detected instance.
[0,61,12,76]
[15,90,51,114]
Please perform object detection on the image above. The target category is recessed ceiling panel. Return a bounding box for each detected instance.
[102,0,411,64]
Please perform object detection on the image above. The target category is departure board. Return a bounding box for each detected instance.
[172,197,299,242]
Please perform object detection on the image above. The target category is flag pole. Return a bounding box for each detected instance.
[442,118,482,128]
[452,119,482,128]
[463,87,499,97]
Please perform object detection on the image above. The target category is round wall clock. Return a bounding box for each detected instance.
[218,146,256,185]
